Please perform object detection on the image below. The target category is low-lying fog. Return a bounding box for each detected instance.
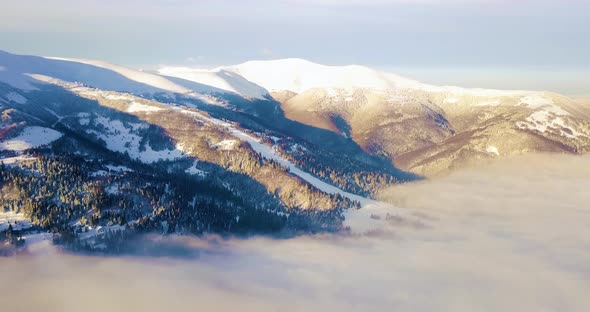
[2,154,590,311]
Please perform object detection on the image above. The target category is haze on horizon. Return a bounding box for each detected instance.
[0,0,589,95]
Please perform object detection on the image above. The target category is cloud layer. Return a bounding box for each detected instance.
[1,154,590,311]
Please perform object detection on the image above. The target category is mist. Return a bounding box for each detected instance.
[2,154,590,311]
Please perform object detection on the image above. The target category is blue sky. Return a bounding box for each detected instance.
[1,0,588,94]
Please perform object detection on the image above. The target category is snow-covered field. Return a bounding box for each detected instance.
[0,155,37,165]
[185,160,207,176]
[86,116,184,163]
[0,210,31,231]
[0,126,62,151]
[517,110,586,140]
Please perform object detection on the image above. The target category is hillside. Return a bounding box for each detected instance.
[212,59,590,177]
[2,50,588,251]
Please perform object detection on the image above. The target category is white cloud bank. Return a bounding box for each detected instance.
[1,154,590,311]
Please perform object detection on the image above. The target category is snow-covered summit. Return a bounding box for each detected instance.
[0,51,191,94]
[0,51,232,101]
[216,58,547,100]
[0,51,560,107]
[220,58,428,94]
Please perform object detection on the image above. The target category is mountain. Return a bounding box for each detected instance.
[1,50,589,252]
[0,51,379,251]
[206,58,590,177]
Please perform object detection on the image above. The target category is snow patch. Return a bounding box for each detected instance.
[105,93,136,101]
[518,95,569,115]
[5,91,27,104]
[212,139,238,151]
[105,165,133,172]
[486,146,500,156]
[89,116,183,163]
[105,184,121,195]
[517,110,583,139]
[90,170,108,177]
[185,161,207,177]
[0,155,36,165]
[127,101,163,113]
[78,225,125,241]
[0,210,31,231]
[519,95,553,108]
[0,126,62,151]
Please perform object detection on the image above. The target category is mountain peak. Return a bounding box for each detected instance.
[220,58,424,94]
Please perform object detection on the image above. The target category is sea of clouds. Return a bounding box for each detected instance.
[2,154,590,311]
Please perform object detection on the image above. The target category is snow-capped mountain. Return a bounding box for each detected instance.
[0,50,394,217]
[2,50,391,251]
[0,51,260,104]
[1,49,589,252]
[2,50,589,181]
[202,58,590,176]
[221,58,428,93]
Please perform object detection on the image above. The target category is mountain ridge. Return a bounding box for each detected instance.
[2,50,589,180]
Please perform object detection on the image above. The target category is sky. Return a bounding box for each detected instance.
[0,0,589,94]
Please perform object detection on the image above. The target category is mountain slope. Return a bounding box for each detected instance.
[158,67,269,100]
[2,51,386,250]
[213,58,590,176]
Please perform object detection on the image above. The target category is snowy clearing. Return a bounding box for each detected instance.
[0,126,63,151]
[0,210,31,231]
[185,161,207,177]
[212,139,238,151]
[0,155,37,165]
[517,110,584,139]
[88,116,184,163]
[105,165,133,172]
